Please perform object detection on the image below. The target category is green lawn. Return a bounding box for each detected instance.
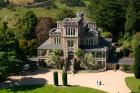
[125,77,140,93]
[0,85,106,93]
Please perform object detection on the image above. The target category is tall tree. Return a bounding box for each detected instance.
[0,0,7,7]
[75,48,84,63]
[46,49,62,69]
[125,0,136,34]
[0,22,23,82]
[16,11,37,40]
[16,11,37,56]
[134,39,140,78]
[87,0,125,41]
[80,53,95,70]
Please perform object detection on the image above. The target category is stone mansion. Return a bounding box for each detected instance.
[37,13,112,70]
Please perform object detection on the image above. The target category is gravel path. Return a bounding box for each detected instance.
[3,70,134,93]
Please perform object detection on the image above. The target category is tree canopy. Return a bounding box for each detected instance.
[57,8,75,20]
[0,22,24,82]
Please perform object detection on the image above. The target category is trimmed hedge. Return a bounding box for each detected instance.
[53,71,58,86]
[62,71,67,86]
[134,44,140,79]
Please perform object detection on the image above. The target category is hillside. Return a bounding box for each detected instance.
[0,0,90,28]
[8,0,34,5]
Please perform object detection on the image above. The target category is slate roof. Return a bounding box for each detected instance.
[108,57,134,65]
[118,57,134,65]
[38,39,62,50]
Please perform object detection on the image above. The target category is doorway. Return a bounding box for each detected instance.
[116,64,120,70]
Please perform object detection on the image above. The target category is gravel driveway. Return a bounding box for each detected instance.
[5,70,134,93]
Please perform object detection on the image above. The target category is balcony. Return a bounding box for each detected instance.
[94,58,106,61]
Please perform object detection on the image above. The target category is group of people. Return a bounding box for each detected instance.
[96,80,102,86]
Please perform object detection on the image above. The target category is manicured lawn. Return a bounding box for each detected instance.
[0,85,106,93]
[125,77,140,93]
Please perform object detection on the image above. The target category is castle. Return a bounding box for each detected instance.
[37,13,112,70]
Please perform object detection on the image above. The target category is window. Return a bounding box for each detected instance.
[68,28,70,35]
[103,52,106,58]
[96,52,102,58]
[66,28,75,36]
[67,40,74,48]
[66,28,68,35]
[54,37,61,44]
[73,28,75,35]
[85,37,96,46]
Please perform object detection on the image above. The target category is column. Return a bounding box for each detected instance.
[102,51,103,59]
[105,61,106,70]
[95,51,97,58]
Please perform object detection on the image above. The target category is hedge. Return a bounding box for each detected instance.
[62,71,67,86]
[53,71,58,86]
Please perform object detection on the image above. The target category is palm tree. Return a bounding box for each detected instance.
[75,48,84,62]
[45,49,62,69]
[75,48,85,69]
[81,53,95,70]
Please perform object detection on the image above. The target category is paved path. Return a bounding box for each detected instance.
[7,70,133,93]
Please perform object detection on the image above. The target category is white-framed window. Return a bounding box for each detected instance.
[67,40,74,48]
[54,37,61,44]
[66,28,75,36]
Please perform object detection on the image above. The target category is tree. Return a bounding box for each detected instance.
[75,48,85,69]
[16,11,37,40]
[16,11,37,56]
[131,32,140,56]
[75,48,85,62]
[80,53,95,70]
[125,0,136,34]
[60,0,85,7]
[134,39,140,78]
[0,22,24,82]
[87,0,125,41]
[35,17,54,45]
[0,0,7,7]
[46,49,62,69]
[57,8,75,20]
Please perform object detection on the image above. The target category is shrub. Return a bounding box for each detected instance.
[62,71,67,86]
[0,73,7,83]
[53,71,58,86]
[122,65,130,72]
[134,43,140,78]
[130,65,134,73]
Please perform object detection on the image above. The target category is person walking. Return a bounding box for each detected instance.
[96,80,99,86]
[99,80,102,85]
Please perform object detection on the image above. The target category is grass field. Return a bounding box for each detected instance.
[125,77,140,93]
[0,85,106,93]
